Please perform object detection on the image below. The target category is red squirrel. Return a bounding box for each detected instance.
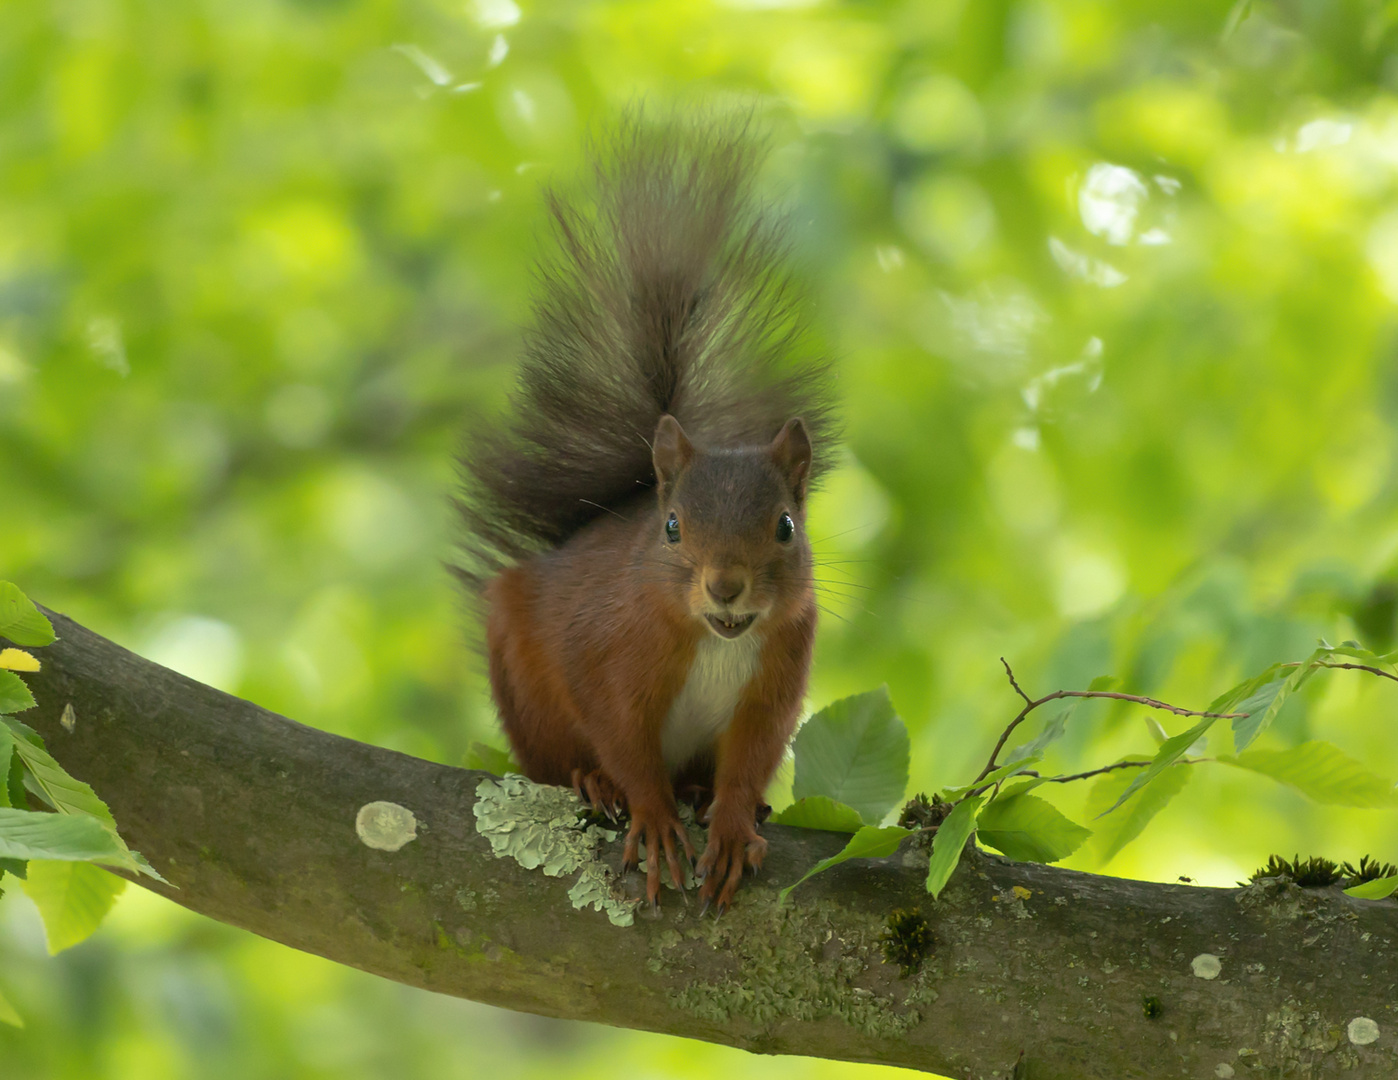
[456,116,835,914]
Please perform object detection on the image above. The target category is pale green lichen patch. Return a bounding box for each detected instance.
[1191,953,1222,980]
[568,862,636,926]
[1349,1016,1380,1046]
[356,800,418,851]
[1261,999,1352,1072]
[658,887,935,1038]
[473,775,640,927]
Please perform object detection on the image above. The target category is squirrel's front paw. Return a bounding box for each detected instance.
[572,767,626,823]
[621,805,695,912]
[695,818,767,915]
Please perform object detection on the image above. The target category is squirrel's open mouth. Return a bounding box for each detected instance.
[705,613,757,639]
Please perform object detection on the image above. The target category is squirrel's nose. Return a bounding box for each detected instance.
[704,571,747,605]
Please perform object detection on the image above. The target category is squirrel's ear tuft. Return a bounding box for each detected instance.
[653,415,694,498]
[770,418,812,507]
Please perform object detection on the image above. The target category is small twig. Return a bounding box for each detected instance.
[961,655,1398,806]
[970,757,1208,798]
[1037,757,1210,785]
[1000,656,1033,707]
[1315,661,1398,685]
[976,659,1045,785]
[1051,690,1246,720]
[1279,659,1398,684]
[975,706,1038,785]
[975,661,1245,786]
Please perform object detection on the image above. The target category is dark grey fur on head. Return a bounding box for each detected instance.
[454,110,837,592]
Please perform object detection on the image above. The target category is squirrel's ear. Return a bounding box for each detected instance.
[770,418,812,507]
[653,414,694,498]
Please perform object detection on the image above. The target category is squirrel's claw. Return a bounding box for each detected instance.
[621,827,641,876]
[646,845,662,908]
[658,821,690,902]
[625,805,694,913]
[574,767,628,825]
[696,816,768,913]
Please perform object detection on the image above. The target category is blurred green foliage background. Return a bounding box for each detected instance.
[6,0,1398,1075]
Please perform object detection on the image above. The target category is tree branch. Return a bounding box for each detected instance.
[12,611,1398,1078]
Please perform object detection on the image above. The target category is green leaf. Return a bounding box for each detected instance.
[977,792,1090,863]
[1222,0,1254,39]
[0,583,55,648]
[1101,717,1216,816]
[0,728,11,808]
[0,808,136,866]
[0,671,35,715]
[1220,741,1398,807]
[995,776,1050,798]
[941,753,1040,800]
[5,744,22,810]
[1,717,116,828]
[1208,661,1288,715]
[1088,675,1120,692]
[22,860,127,954]
[1007,700,1079,763]
[465,741,519,776]
[1345,876,1398,900]
[4,743,21,810]
[772,795,866,833]
[127,850,167,883]
[0,985,21,1028]
[1321,644,1396,671]
[778,825,912,903]
[4,717,42,748]
[0,724,165,882]
[1229,673,1294,752]
[0,738,25,878]
[1085,759,1191,864]
[1223,652,1329,753]
[926,795,984,899]
[791,686,909,825]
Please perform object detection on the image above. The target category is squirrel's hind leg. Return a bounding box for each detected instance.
[672,755,716,820]
[673,757,771,826]
[486,568,598,786]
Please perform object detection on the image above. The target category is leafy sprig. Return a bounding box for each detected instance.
[779,640,1398,907]
[0,582,165,1026]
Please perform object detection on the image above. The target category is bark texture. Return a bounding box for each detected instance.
[13,609,1398,1080]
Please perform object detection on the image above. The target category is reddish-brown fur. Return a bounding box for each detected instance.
[459,117,833,913]
[486,418,817,911]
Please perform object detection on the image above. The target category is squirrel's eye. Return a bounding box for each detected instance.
[775,512,795,543]
[665,513,681,543]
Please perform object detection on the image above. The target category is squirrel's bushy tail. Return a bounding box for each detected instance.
[455,112,836,591]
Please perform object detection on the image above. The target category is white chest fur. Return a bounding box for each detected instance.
[660,631,761,770]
